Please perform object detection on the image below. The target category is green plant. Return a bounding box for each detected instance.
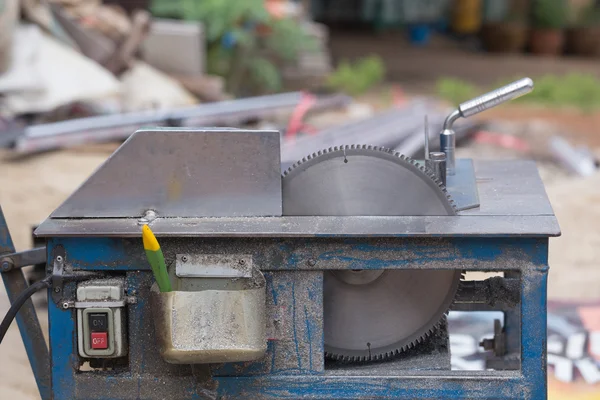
[532,0,568,29]
[437,74,600,112]
[573,3,600,27]
[436,78,478,106]
[150,0,316,94]
[525,74,600,111]
[326,56,385,96]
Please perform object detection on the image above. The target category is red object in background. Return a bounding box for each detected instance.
[285,92,317,139]
[392,85,407,107]
[265,0,286,18]
[91,332,108,349]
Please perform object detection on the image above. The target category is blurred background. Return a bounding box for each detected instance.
[0,0,599,398]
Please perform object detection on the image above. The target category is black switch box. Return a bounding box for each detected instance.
[88,313,108,332]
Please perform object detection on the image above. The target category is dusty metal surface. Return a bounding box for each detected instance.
[35,214,561,238]
[150,270,267,364]
[453,278,520,311]
[461,160,554,216]
[48,236,549,273]
[44,235,548,399]
[36,160,560,237]
[50,128,283,218]
[445,159,479,211]
[175,253,253,278]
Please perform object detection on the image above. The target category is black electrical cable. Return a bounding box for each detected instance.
[0,276,51,344]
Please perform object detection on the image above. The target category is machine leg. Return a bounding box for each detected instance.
[521,263,548,400]
[0,206,51,399]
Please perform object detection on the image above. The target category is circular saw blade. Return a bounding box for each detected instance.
[281,145,461,362]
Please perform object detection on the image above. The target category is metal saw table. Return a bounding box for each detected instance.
[0,125,559,400]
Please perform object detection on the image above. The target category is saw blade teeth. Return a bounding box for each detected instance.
[284,145,462,360]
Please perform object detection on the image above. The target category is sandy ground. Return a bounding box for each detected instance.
[0,147,110,399]
[0,107,599,398]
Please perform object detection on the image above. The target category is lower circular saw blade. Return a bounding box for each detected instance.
[282,145,461,362]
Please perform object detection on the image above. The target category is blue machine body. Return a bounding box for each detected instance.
[1,128,559,399]
[36,236,548,399]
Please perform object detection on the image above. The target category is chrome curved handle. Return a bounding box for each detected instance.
[443,78,534,130]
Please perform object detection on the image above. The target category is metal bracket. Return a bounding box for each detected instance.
[0,247,46,272]
[480,319,507,357]
[176,254,253,278]
[74,300,126,309]
[452,277,520,311]
[62,297,137,309]
[51,245,66,304]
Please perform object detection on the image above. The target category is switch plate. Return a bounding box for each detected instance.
[76,280,127,359]
[80,308,115,356]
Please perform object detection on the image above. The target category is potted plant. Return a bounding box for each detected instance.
[481,12,528,53]
[566,4,600,57]
[529,0,568,55]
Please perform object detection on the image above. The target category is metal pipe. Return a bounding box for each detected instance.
[440,129,456,175]
[549,136,598,177]
[440,78,534,175]
[15,93,351,154]
[281,101,432,163]
[455,77,534,122]
[0,247,47,271]
[0,207,51,399]
[442,109,461,132]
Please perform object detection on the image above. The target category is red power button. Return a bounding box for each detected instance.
[91,332,108,349]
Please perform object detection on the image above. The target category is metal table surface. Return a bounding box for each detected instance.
[35,159,560,238]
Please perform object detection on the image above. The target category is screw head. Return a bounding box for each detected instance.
[62,302,69,309]
[1,261,11,272]
[181,256,188,263]
[239,259,246,265]
[54,287,61,293]
[307,259,316,266]
[55,255,63,262]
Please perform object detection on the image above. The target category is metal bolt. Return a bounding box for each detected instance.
[181,256,188,263]
[138,209,158,225]
[55,255,63,262]
[239,259,246,266]
[479,338,494,351]
[62,302,69,309]
[1,260,12,272]
[307,259,316,266]
[54,287,61,293]
[126,297,138,304]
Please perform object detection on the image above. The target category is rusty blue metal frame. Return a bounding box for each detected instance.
[45,236,547,399]
[0,207,51,399]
